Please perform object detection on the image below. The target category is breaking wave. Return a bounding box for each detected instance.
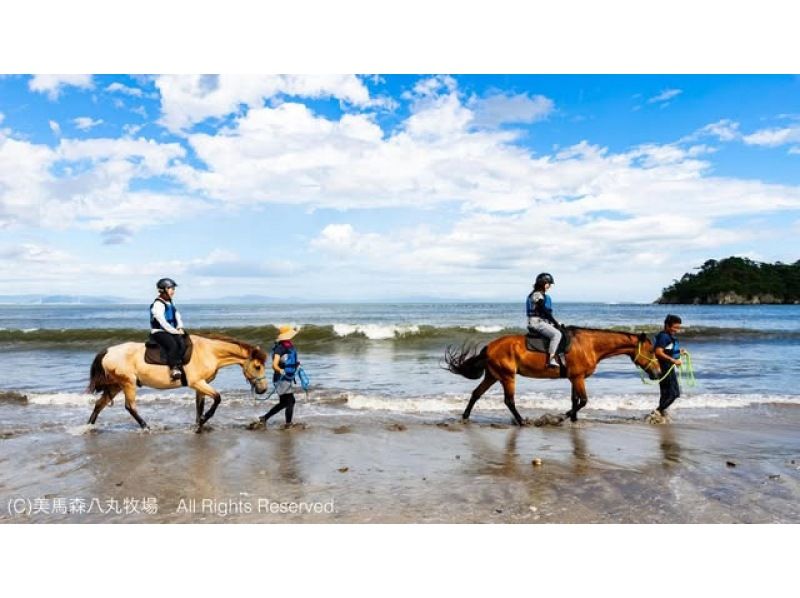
[1,323,798,348]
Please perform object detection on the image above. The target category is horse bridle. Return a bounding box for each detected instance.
[635,342,660,373]
[243,358,267,392]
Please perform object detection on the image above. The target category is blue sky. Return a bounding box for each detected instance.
[1,74,799,302]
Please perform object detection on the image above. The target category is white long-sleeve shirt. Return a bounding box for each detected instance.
[150,300,184,334]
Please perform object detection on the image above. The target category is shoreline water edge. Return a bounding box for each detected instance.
[1,302,799,523]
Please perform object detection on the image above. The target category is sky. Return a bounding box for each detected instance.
[1,74,799,302]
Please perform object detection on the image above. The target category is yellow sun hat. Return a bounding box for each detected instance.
[276,325,299,341]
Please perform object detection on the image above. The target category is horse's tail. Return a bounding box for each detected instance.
[87,349,109,394]
[443,344,488,380]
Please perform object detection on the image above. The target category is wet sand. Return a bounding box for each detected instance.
[1,406,799,523]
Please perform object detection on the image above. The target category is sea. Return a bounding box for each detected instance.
[1,302,799,432]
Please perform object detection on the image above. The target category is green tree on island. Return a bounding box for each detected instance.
[658,257,800,304]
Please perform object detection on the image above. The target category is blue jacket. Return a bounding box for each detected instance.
[526,291,557,324]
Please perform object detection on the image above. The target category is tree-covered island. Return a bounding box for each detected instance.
[657,257,800,304]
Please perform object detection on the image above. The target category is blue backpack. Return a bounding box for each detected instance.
[272,343,310,391]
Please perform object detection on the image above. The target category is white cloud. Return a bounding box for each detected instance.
[73,117,103,131]
[0,243,305,297]
[469,92,555,128]
[165,76,800,231]
[688,119,741,142]
[57,137,184,170]
[176,93,535,210]
[155,74,373,132]
[0,126,201,232]
[6,76,800,244]
[0,133,55,229]
[743,125,800,147]
[404,75,457,100]
[49,120,61,136]
[647,88,682,104]
[5,75,800,299]
[404,92,475,139]
[312,223,401,258]
[105,82,144,97]
[186,249,292,277]
[686,118,800,153]
[0,243,71,263]
[307,207,754,301]
[28,75,93,100]
[122,123,143,136]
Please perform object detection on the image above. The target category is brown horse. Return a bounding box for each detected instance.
[87,334,269,432]
[445,328,661,425]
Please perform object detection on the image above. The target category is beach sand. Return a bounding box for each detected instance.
[1,405,798,523]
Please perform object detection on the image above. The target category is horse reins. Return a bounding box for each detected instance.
[636,342,696,387]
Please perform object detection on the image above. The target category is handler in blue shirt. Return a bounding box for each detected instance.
[257,325,301,428]
[653,314,686,417]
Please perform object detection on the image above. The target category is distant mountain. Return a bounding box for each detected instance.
[657,257,800,304]
[0,294,513,305]
[0,295,130,305]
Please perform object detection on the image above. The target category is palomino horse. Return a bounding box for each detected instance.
[445,328,661,425]
[87,334,269,432]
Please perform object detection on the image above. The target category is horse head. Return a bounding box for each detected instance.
[632,332,662,380]
[242,346,270,394]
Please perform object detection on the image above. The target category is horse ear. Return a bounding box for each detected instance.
[638,332,647,342]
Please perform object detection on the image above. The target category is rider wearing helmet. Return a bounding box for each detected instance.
[526,272,562,369]
[150,278,186,380]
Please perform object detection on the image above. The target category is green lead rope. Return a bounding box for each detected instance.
[252,366,310,402]
[640,350,696,388]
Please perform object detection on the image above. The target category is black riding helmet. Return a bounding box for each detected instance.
[156,278,178,291]
[535,272,554,287]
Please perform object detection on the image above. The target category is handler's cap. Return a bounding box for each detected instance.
[276,325,299,341]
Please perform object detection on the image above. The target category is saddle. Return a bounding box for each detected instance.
[144,334,194,366]
[525,325,573,354]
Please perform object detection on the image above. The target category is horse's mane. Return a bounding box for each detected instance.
[569,326,644,339]
[569,326,635,335]
[195,333,269,361]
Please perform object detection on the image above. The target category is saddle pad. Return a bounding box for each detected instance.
[144,334,194,366]
[525,327,573,354]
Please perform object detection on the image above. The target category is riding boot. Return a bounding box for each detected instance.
[547,355,559,369]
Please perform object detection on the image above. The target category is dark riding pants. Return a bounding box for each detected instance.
[658,368,681,413]
[263,394,295,424]
[152,331,185,368]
